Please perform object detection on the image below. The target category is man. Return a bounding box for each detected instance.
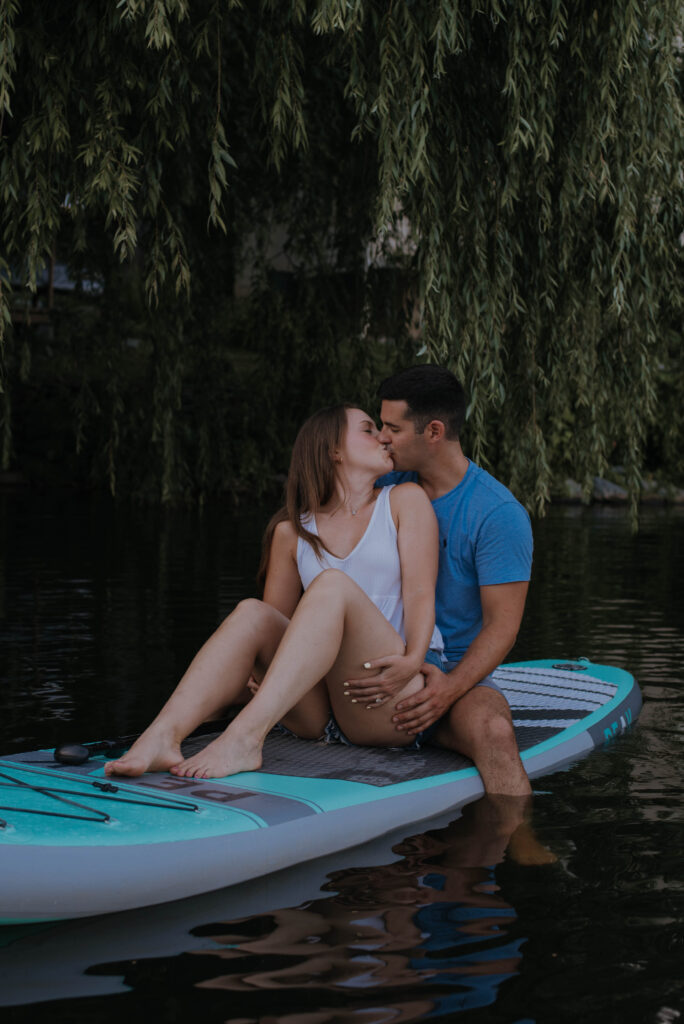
[347,365,533,797]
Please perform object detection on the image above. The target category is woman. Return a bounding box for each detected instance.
[105,405,441,780]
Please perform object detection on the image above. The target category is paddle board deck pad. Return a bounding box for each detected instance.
[0,658,641,924]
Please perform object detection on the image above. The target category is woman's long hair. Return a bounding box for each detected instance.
[257,404,352,590]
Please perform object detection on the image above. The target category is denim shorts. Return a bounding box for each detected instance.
[279,652,504,750]
[323,709,439,750]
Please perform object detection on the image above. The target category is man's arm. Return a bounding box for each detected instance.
[391,580,529,735]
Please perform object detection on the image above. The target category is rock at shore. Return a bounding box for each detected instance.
[554,475,684,505]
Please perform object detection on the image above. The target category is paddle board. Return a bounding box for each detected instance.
[0,658,641,924]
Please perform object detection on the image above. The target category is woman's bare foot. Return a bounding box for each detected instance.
[170,728,263,779]
[104,727,184,778]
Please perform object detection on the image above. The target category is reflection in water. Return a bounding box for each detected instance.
[0,496,683,1021]
[99,797,553,1023]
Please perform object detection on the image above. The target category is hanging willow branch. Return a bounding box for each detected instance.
[0,0,681,506]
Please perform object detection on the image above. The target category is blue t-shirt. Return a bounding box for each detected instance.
[377,463,532,662]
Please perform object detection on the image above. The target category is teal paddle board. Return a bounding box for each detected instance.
[0,658,641,924]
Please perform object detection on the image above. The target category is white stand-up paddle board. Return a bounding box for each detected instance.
[0,658,641,924]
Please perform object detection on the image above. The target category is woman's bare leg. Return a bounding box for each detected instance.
[104,599,289,776]
[277,681,331,740]
[246,673,331,740]
[172,570,425,779]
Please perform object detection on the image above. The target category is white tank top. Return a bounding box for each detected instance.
[296,485,443,651]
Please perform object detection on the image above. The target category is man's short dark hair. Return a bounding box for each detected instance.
[378,365,466,440]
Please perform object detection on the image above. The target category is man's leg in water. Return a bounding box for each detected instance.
[433,685,532,797]
[105,598,289,776]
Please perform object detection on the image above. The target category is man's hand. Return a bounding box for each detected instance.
[391,662,473,735]
[344,654,421,709]
[393,580,529,734]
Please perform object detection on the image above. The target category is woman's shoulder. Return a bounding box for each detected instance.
[386,482,433,528]
[387,481,431,507]
[272,517,299,551]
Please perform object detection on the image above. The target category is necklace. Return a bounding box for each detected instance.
[333,492,375,517]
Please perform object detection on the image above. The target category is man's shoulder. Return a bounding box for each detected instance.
[375,470,418,487]
[437,463,531,550]
[435,462,526,514]
[439,464,533,585]
[465,463,529,515]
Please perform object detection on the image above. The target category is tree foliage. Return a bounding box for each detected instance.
[1,0,682,508]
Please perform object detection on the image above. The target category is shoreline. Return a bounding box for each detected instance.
[553,475,684,506]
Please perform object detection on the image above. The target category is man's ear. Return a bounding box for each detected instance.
[425,419,446,442]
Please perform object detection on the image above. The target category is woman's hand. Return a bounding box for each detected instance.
[343,654,423,709]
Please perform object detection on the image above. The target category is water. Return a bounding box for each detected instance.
[1,492,683,1022]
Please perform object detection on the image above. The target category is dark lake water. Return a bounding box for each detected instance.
[1,491,683,1022]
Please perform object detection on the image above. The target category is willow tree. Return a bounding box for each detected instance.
[1,1,682,506]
